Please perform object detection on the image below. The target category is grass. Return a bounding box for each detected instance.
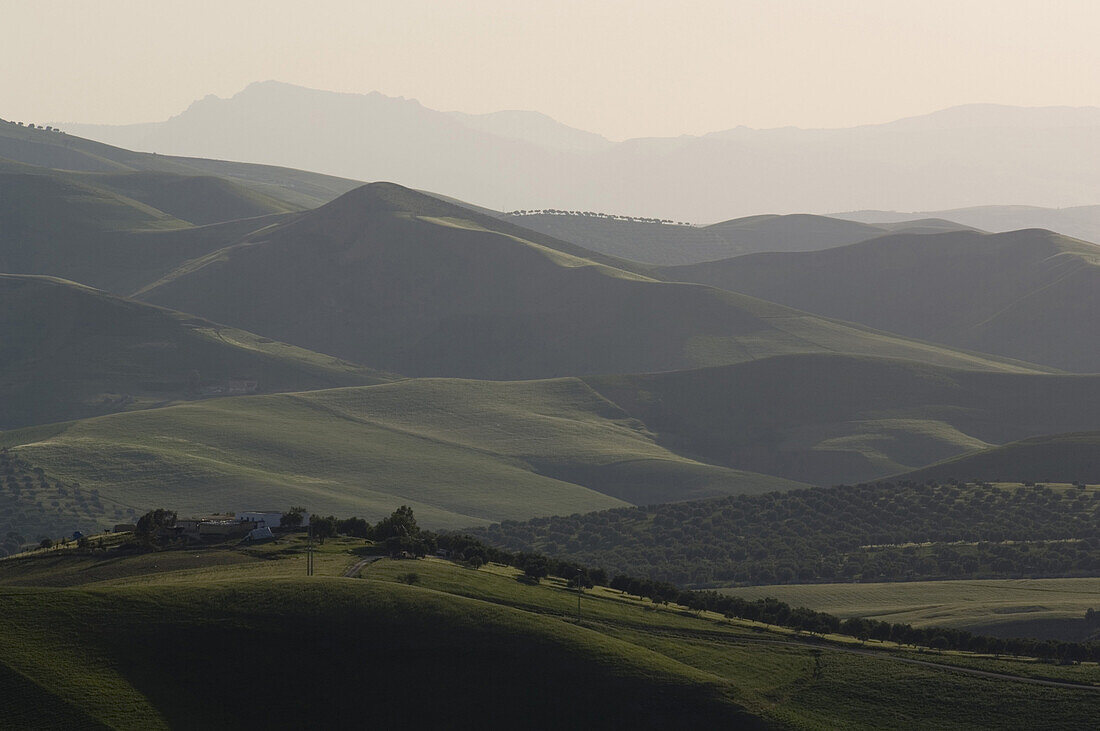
[719,577,1100,640]
[0,377,801,536]
[2,540,1099,728]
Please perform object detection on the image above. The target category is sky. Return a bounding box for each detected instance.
[5,0,1100,140]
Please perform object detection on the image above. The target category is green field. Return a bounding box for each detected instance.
[1,540,1098,728]
[720,578,1100,641]
[0,377,800,536]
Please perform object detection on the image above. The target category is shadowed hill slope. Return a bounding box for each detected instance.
[900,432,1100,484]
[663,229,1100,372]
[136,182,1047,380]
[0,376,803,535]
[584,354,1100,485]
[0,275,389,429]
[0,580,757,729]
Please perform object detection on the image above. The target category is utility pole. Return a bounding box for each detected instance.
[307,523,314,576]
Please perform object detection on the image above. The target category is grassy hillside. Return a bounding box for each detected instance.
[137,182,1047,379]
[0,163,298,293]
[0,377,802,539]
[901,432,1100,485]
[720,578,1100,642]
[505,211,975,265]
[0,118,360,208]
[79,170,300,224]
[475,481,1100,586]
[663,228,1100,372]
[2,540,1097,728]
[0,275,389,429]
[584,353,1100,485]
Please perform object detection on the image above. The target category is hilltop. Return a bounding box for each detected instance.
[0,117,360,208]
[135,182,1047,379]
[503,211,973,265]
[0,275,389,429]
[663,228,1100,372]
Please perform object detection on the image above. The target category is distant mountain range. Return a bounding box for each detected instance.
[57,82,1100,221]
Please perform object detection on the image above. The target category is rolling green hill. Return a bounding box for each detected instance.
[583,353,1100,485]
[505,211,975,265]
[2,539,1096,728]
[0,118,361,208]
[136,182,1048,379]
[0,377,802,538]
[79,170,300,224]
[900,431,1100,485]
[663,228,1100,372]
[0,275,389,429]
[0,164,298,293]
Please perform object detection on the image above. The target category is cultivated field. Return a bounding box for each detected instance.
[721,578,1100,640]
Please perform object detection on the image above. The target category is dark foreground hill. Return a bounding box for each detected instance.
[583,354,1100,485]
[135,182,1044,379]
[663,228,1100,372]
[505,211,974,265]
[0,275,388,429]
[901,431,1100,485]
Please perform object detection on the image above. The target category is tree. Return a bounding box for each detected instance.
[522,555,550,582]
[374,505,419,540]
[38,537,53,550]
[311,515,337,544]
[135,508,177,545]
[280,506,307,530]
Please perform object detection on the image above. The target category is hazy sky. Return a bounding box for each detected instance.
[5,0,1100,140]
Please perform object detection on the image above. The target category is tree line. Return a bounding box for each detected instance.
[472,481,1100,586]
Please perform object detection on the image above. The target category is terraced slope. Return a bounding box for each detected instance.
[0,377,802,535]
[137,182,1047,379]
[664,229,1100,372]
[584,353,1100,484]
[0,275,388,429]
